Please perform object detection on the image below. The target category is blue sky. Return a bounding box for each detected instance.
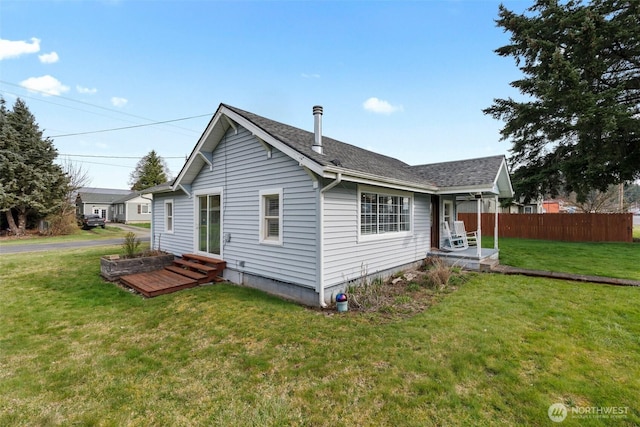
[1,0,527,190]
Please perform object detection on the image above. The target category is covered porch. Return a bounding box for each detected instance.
[418,156,514,272]
[429,246,500,271]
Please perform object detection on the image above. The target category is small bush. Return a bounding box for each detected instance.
[347,276,386,312]
[424,257,454,290]
[122,232,141,258]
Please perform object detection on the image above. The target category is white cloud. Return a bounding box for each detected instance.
[362,97,404,114]
[111,97,128,107]
[19,75,69,96]
[0,37,40,60]
[77,85,97,95]
[38,51,59,64]
[301,73,321,79]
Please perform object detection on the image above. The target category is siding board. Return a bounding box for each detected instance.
[154,127,319,288]
[322,184,430,287]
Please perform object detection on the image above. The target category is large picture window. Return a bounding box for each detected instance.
[259,189,283,245]
[360,189,411,236]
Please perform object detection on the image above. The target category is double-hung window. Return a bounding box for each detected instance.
[360,188,412,237]
[165,200,174,233]
[259,189,283,245]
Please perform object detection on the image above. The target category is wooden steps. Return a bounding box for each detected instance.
[119,253,226,297]
[165,265,207,281]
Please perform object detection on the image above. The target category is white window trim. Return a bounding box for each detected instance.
[443,199,454,228]
[164,199,174,234]
[192,188,224,257]
[259,188,283,246]
[357,185,414,242]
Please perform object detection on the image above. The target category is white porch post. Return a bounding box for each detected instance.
[494,195,499,250]
[476,196,482,258]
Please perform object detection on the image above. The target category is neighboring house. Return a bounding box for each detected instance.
[112,193,153,224]
[542,199,577,213]
[542,199,560,213]
[459,196,542,214]
[76,187,154,223]
[76,187,133,222]
[149,104,514,307]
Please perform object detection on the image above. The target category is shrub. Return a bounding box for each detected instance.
[122,232,141,258]
[423,257,455,290]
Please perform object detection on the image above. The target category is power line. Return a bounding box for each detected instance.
[50,114,211,137]
[0,81,210,136]
[60,159,136,169]
[59,153,185,159]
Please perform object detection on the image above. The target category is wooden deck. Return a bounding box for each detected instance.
[119,253,226,297]
[120,269,199,297]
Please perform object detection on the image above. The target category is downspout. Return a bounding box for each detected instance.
[318,173,342,308]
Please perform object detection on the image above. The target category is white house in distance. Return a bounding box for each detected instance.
[148,104,513,307]
[112,192,153,224]
[75,187,152,224]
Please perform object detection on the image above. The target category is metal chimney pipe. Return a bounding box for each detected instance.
[312,105,323,154]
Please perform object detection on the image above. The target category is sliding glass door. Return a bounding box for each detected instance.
[198,194,221,255]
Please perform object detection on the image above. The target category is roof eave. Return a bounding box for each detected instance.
[173,105,326,191]
[323,167,438,193]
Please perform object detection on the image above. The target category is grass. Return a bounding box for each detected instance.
[1,247,639,426]
[634,225,640,240]
[0,226,127,247]
[482,236,640,281]
[127,222,151,229]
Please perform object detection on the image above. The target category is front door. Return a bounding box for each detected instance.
[430,195,440,249]
[197,194,221,256]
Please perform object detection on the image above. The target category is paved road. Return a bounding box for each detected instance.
[0,224,150,255]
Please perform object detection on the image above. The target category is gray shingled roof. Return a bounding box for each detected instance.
[76,187,133,204]
[408,156,506,188]
[170,104,510,194]
[223,104,434,188]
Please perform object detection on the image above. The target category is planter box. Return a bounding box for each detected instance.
[101,252,175,281]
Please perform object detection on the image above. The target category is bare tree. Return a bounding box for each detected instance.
[45,159,92,235]
[569,185,625,213]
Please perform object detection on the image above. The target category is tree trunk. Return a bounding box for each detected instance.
[17,208,27,235]
[4,209,20,235]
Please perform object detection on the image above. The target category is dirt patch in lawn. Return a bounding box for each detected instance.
[315,257,472,322]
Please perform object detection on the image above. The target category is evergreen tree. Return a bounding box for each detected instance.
[484,0,640,202]
[129,150,170,191]
[0,98,69,235]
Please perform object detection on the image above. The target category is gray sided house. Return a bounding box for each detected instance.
[76,187,133,222]
[150,104,514,307]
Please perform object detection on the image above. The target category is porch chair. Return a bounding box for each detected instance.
[454,220,478,247]
[442,221,468,251]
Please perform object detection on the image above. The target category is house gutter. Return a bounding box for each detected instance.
[318,172,342,308]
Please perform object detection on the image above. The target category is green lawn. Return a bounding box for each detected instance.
[1,247,638,426]
[0,225,127,247]
[485,237,640,281]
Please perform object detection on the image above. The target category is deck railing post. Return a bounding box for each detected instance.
[494,195,499,250]
[477,196,482,258]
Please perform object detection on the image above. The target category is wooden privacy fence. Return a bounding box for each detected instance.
[458,213,633,243]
